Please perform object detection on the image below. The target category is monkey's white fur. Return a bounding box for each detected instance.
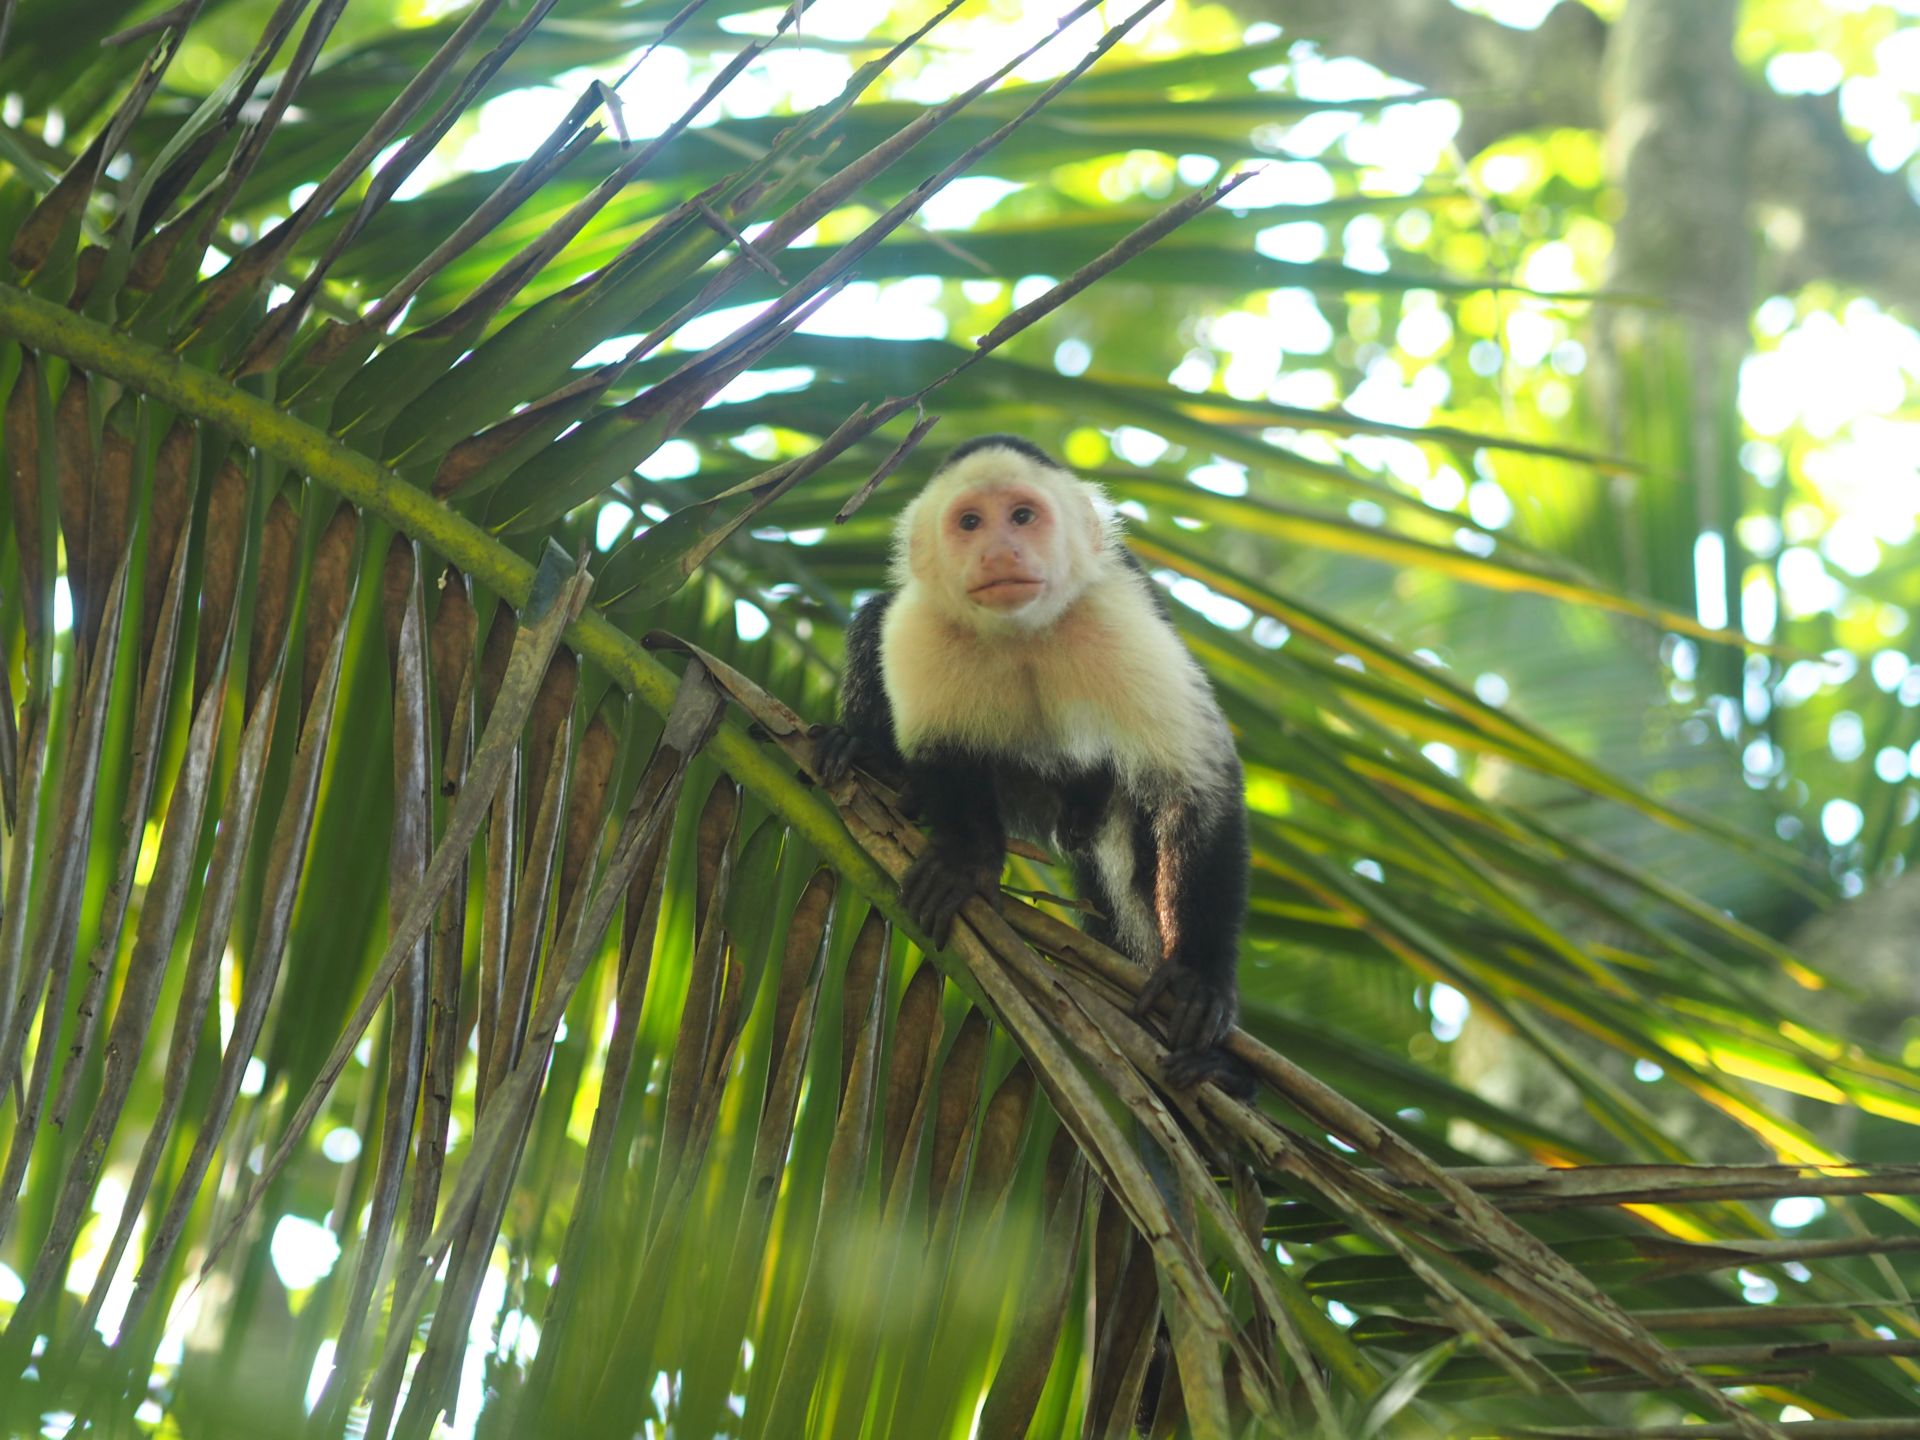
[879,445,1236,806]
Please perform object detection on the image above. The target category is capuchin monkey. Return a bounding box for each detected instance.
[815,436,1251,1091]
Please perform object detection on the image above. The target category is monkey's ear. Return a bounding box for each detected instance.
[905,502,938,582]
[1078,480,1113,558]
[892,490,934,585]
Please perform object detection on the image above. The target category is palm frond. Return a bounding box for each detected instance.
[0,2,1907,1436]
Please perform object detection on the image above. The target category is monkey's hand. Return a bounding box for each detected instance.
[899,844,1001,948]
[1133,964,1252,1095]
[810,723,889,787]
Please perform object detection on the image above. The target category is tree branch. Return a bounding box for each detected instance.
[1274,0,1606,152]
[1750,88,1920,315]
[1267,0,1920,314]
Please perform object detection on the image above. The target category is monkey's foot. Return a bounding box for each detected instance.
[899,847,997,947]
[1132,963,1236,1053]
[1132,964,1254,1094]
[1162,1046,1257,1099]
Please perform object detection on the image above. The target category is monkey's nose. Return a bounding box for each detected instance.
[969,552,1044,605]
[976,545,1025,575]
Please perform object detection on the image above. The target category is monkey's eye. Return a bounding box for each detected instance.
[957,512,982,531]
[1010,505,1037,525]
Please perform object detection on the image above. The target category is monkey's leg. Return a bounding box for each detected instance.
[1068,848,1124,952]
[1053,765,1116,853]
[1131,796,1253,1093]
[897,754,1004,946]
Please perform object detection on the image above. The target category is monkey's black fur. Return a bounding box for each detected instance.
[940,433,1067,472]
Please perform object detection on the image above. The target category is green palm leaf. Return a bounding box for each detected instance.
[0,2,1908,1437]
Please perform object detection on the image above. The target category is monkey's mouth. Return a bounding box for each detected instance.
[969,577,1044,604]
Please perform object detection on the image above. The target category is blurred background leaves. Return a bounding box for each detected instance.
[1,0,1919,1435]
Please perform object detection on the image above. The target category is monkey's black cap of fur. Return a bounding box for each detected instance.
[939,434,1066,472]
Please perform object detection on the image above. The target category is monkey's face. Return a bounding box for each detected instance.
[897,447,1107,632]
[937,484,1064,620]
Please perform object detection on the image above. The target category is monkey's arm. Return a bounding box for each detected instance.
[814,593,905,786]
[1134,787,1251,1088]
[897,750,1005,946]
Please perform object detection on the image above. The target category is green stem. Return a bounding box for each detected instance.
[0,280,903,927]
